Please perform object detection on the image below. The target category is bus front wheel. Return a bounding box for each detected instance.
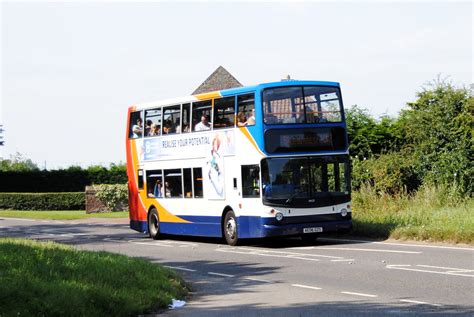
[223,211,238,246]
[148,208,160,240]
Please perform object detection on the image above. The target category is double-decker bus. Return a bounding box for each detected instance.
[126,80,352,245]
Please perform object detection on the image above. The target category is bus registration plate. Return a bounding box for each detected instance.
[303,227,323,234]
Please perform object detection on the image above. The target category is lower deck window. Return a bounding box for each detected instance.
[146,167,203,199]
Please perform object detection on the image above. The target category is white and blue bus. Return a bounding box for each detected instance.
[126,80,351,245]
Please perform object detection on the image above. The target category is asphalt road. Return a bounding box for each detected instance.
[1,217,473,316]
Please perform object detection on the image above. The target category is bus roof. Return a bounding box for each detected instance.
[131,80,341,110]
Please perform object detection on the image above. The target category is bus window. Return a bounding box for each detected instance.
[146,170,163,198]
[303,87,342,122]
[164,169,183,198]
[263,87,304,124]
[192,100,212,132]
[181,103,191,133]
[237,94,255,126]
[183,168,192,198]
[213,97,235,129]
[241,165,260,198]
[163,105,181,135]
[193,167,203,198]
[144,108,162,137]
[129,111,144,138]
[137,169,144,190]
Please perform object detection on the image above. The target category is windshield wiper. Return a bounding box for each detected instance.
[285,191,301,205]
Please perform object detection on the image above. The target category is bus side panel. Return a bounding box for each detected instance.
[237,216,265,238]
[160,222,221,238]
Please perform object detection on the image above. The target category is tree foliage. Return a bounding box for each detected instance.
[0,152,39,172]
[349,80,472,196]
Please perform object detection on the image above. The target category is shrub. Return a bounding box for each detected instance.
[93,184,128,211]
[0,166,127,193]
[352,152,421,194]
[0,193,85,210]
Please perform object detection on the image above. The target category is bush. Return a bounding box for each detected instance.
[0,166,127,193]
[93,184,128,212]
[0,193,85,210]
[352,152,420,194]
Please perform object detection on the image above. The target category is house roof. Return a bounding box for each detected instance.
[192,66,243,95]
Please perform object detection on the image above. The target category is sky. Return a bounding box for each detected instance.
[1,1,472,169]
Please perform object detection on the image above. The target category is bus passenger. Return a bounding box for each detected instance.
[148,123,160,136]
[174,118,181,133]
[132,118,143,138]
[237,112,247,127]
[195,115,211,131]
[154,179,163,198]
[247,109,256,125]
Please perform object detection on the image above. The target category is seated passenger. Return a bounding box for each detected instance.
[153,179,163,198]
[148,123,160,136]
[247,109,256,125]
[132,118,143,138]
[237,112,247,127]
[195,115,211,131]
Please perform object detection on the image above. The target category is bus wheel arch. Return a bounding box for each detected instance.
[222,207,239,246]
[147,206,160,240]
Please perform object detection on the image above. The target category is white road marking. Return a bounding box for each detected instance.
[417,264,474,273]
[319,237,474,251]
[217,247,353,262]
[128,240,173,247]
[244,277,272,283]
[292,284,322,290]
[386,264,474,278]
[317,247,421,254]
[208,272,235,278]
[341,291,378,298]
[163,266,197,272]
[400,299,442,307]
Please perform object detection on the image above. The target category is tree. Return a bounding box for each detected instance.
[0,152,39,172]
[345,105,396,158]
[398,80,473,195]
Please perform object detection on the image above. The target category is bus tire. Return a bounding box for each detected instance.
[148,208,160,240]
[223,211,239,246]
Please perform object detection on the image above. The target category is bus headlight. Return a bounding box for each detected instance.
[275,212,284,222]
[340,208,348,217]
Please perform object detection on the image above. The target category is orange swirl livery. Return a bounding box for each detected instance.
[126,80,352,245]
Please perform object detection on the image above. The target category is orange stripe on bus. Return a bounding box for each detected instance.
[194,91,221,100]
[239,127,264,155]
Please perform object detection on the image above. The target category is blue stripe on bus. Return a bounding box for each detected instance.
[130,215,352,239]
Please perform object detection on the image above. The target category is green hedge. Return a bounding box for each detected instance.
[0,168,127,193]
[0,193,85,210]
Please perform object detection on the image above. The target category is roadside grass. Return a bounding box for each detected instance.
[0,210,128,220]
[0,238,189,317]
[351,185,474,244]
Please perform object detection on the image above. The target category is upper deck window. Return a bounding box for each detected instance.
[213,97,235,129]
[129,111,144,138]
[192,100,212,132]
[263,86,343,125]
[144,108,162,137]
[237,94,256,127]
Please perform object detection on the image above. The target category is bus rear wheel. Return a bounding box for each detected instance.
[223,211,238,246]
[148,208,160,240]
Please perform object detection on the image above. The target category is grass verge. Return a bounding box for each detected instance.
[351,185,474,244]
[0,210,128,220]
[0,238,189,317]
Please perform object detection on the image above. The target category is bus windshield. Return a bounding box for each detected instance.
[262,86,343,125]
[261,156,350,207]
